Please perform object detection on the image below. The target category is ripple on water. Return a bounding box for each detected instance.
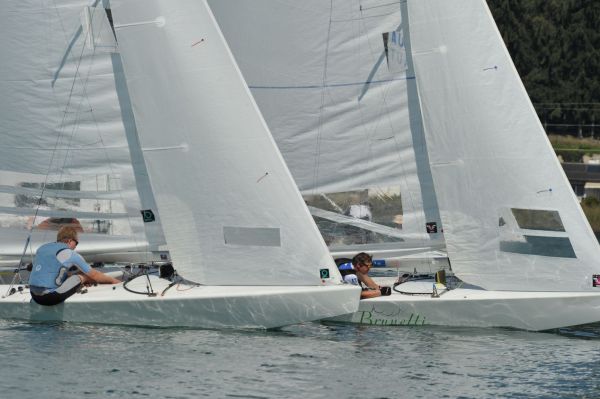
[0,320,599,398]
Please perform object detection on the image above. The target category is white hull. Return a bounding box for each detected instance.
[0,276,360,329]
[326,287,600,331]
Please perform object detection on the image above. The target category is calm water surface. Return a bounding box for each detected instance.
[1,319,600,399]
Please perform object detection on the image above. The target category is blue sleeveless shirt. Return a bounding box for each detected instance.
[29,242,91,291]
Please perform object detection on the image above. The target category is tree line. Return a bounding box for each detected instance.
[487,0,600,137]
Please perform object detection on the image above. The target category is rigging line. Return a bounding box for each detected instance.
[248,76,414,90]
[357,7,430,253]
[354,3,380,162]
[387,25,436,257]
[176,282,201,291]
[56,3,105,175]
[359,1,402,11]
[15,3,97,269]
[48,6,148,263]
[122,273,156,296]
[55,5,113,217]
[312,4,332,190]
[5,1,97,296]
[534,102,600,106]
[355,4,398,170]
[69,9,149,257]
[145,271,155,295]
[310,0,334,196]
[90,8,162,259]
[331,11,400,22]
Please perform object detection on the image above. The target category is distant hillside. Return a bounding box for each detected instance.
[487,0,600,137]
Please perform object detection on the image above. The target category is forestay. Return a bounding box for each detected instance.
[111,0,339,285]
[209,1,443,256]
[408,0,600,291]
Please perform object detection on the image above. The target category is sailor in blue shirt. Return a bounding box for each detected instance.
[29,226,120,306]
[336,253,392,299]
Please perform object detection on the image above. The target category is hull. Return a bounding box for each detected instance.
[326,287,600,331]
[0,276,360,329]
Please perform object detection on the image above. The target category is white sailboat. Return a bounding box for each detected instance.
[0,0,360,328]
[209,0,600,330]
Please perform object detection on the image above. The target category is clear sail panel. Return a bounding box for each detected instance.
[498,208,576,259]
[0,171,133,236]
[304,186,404,248]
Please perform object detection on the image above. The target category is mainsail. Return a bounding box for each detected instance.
[209,0,444,258]
[408,0,600,291]
[0,1,163,264]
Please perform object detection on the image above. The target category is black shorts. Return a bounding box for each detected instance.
[30,276,81,306]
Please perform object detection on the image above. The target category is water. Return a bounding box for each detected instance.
[1,320,600,399]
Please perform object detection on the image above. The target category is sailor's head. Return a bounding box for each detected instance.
[352,252,372,272]
[57,226,79,249]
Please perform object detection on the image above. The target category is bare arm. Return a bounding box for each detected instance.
[360,289,382,299]
[58,249,119,285]
[356,272,382,299]
[83,268,120,284]
[357,272,379,290]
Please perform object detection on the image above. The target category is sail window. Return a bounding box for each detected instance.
[0,173,131,235]
[79,5,117,50]
[382,31,408,73]
[15,181,81,208]
[223,227,281,247]
[499,236,576,258]
[303,187,404,248]
[498,208,575,258]
[104,7,117,39]
[511,208,565,232]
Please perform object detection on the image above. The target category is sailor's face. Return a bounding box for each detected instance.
[356,262,371,273]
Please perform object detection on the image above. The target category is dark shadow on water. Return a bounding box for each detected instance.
[5,316,600,343]
[553,322,600,339]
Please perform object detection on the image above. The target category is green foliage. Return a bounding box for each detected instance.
[582,197,600,207]
[549,134,600,161]
[487,0,600,136]
[549,134,600,150]
[581,197,600,232]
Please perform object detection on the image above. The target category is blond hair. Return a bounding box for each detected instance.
[56,226,78,243]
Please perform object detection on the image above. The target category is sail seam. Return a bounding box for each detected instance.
[248,76,415,90]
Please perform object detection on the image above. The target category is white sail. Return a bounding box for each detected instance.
[408,0,600,291]
[0,1,163,262]
[209,0,444,256]
[111,0,340,285]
